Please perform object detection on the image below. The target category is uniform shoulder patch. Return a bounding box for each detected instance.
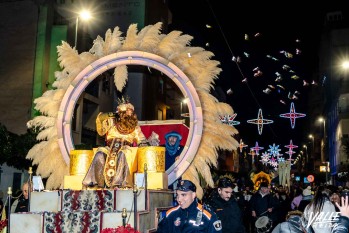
[213,220,222,231]
[199,206,212,219]
[166,205,181,216]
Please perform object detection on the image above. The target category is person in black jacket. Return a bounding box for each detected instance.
[250,182,274,233]
[206,177,245,233]
[11,182,29,213]
[156,180,222,233]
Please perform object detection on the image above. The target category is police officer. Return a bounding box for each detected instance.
[156,179,222,233]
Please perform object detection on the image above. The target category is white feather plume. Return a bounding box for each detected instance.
[114,65,128,92]
[122,24,139,51]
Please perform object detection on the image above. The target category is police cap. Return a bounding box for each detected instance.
[177,180,196,192]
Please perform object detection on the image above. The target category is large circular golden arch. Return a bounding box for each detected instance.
[57,51,203,185]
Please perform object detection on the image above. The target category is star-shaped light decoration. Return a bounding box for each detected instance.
[260,152,271,165]
[277,156,285,163]
[219,113,240,126]
[251,141,264,155]
[267,143,282,157]
[285,140,298,150]
[219,115,228,124]
[247,109,273,135]
[285,140,298,161]
[239,139,248,152]
[279,102,306,129]
[269,157,279,168]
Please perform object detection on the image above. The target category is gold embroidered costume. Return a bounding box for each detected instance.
[82,100,146,188]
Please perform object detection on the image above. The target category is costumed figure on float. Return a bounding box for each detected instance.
[164,131,184,170]
[82,97,147,188]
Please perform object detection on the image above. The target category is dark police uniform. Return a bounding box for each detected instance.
[156,180,222,233]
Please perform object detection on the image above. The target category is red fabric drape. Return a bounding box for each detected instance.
[140,123,189,146]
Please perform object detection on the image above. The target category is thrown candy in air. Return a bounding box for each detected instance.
[236,56,242,63]
[303,80,309,86]
[245,34,249,40]
[287,92,292,99]
[277,84,285,90]
[280,100,286,105]
[227,88,233,95]
[232,56,237,62]
[254,70,263,77]
[296,48,301,54]
[285,52,293,58]
[244,52,250,57]
[291,75,300,80]
[205,42,210,47]
[187,53,191,57]
[275,72,281,77]
[289,70,295,73]
[266,54,279,61]
[268,85,275,89]
[263,88,271,94]
[311,80,318,85]
[275,77,282,82]
[295,38,301,43]
[242,78,248,83]
[254,32,261,37]
[206,24,212,28]
[282,65,290,70]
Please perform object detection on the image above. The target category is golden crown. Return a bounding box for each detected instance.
[116,96,134,112]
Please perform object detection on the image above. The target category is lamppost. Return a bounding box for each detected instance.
[303,144,308,167]
[75,10,92,49]
[308,134,314,158]
[318,117,326,162]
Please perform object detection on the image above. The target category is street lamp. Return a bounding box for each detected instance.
[342,60,349,70]
[318,117,326,162]
[318,117,326,137]
[308,134,314,156]
[303,144,308,166]
[75,10,92,49]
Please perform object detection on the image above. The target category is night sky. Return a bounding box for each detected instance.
[167,0,348,153]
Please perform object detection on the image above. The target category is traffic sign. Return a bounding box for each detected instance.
[307,175,314,182]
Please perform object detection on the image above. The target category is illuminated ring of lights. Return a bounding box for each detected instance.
[56,51,203,185]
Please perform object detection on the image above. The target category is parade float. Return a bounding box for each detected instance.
[9,22,239,232]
